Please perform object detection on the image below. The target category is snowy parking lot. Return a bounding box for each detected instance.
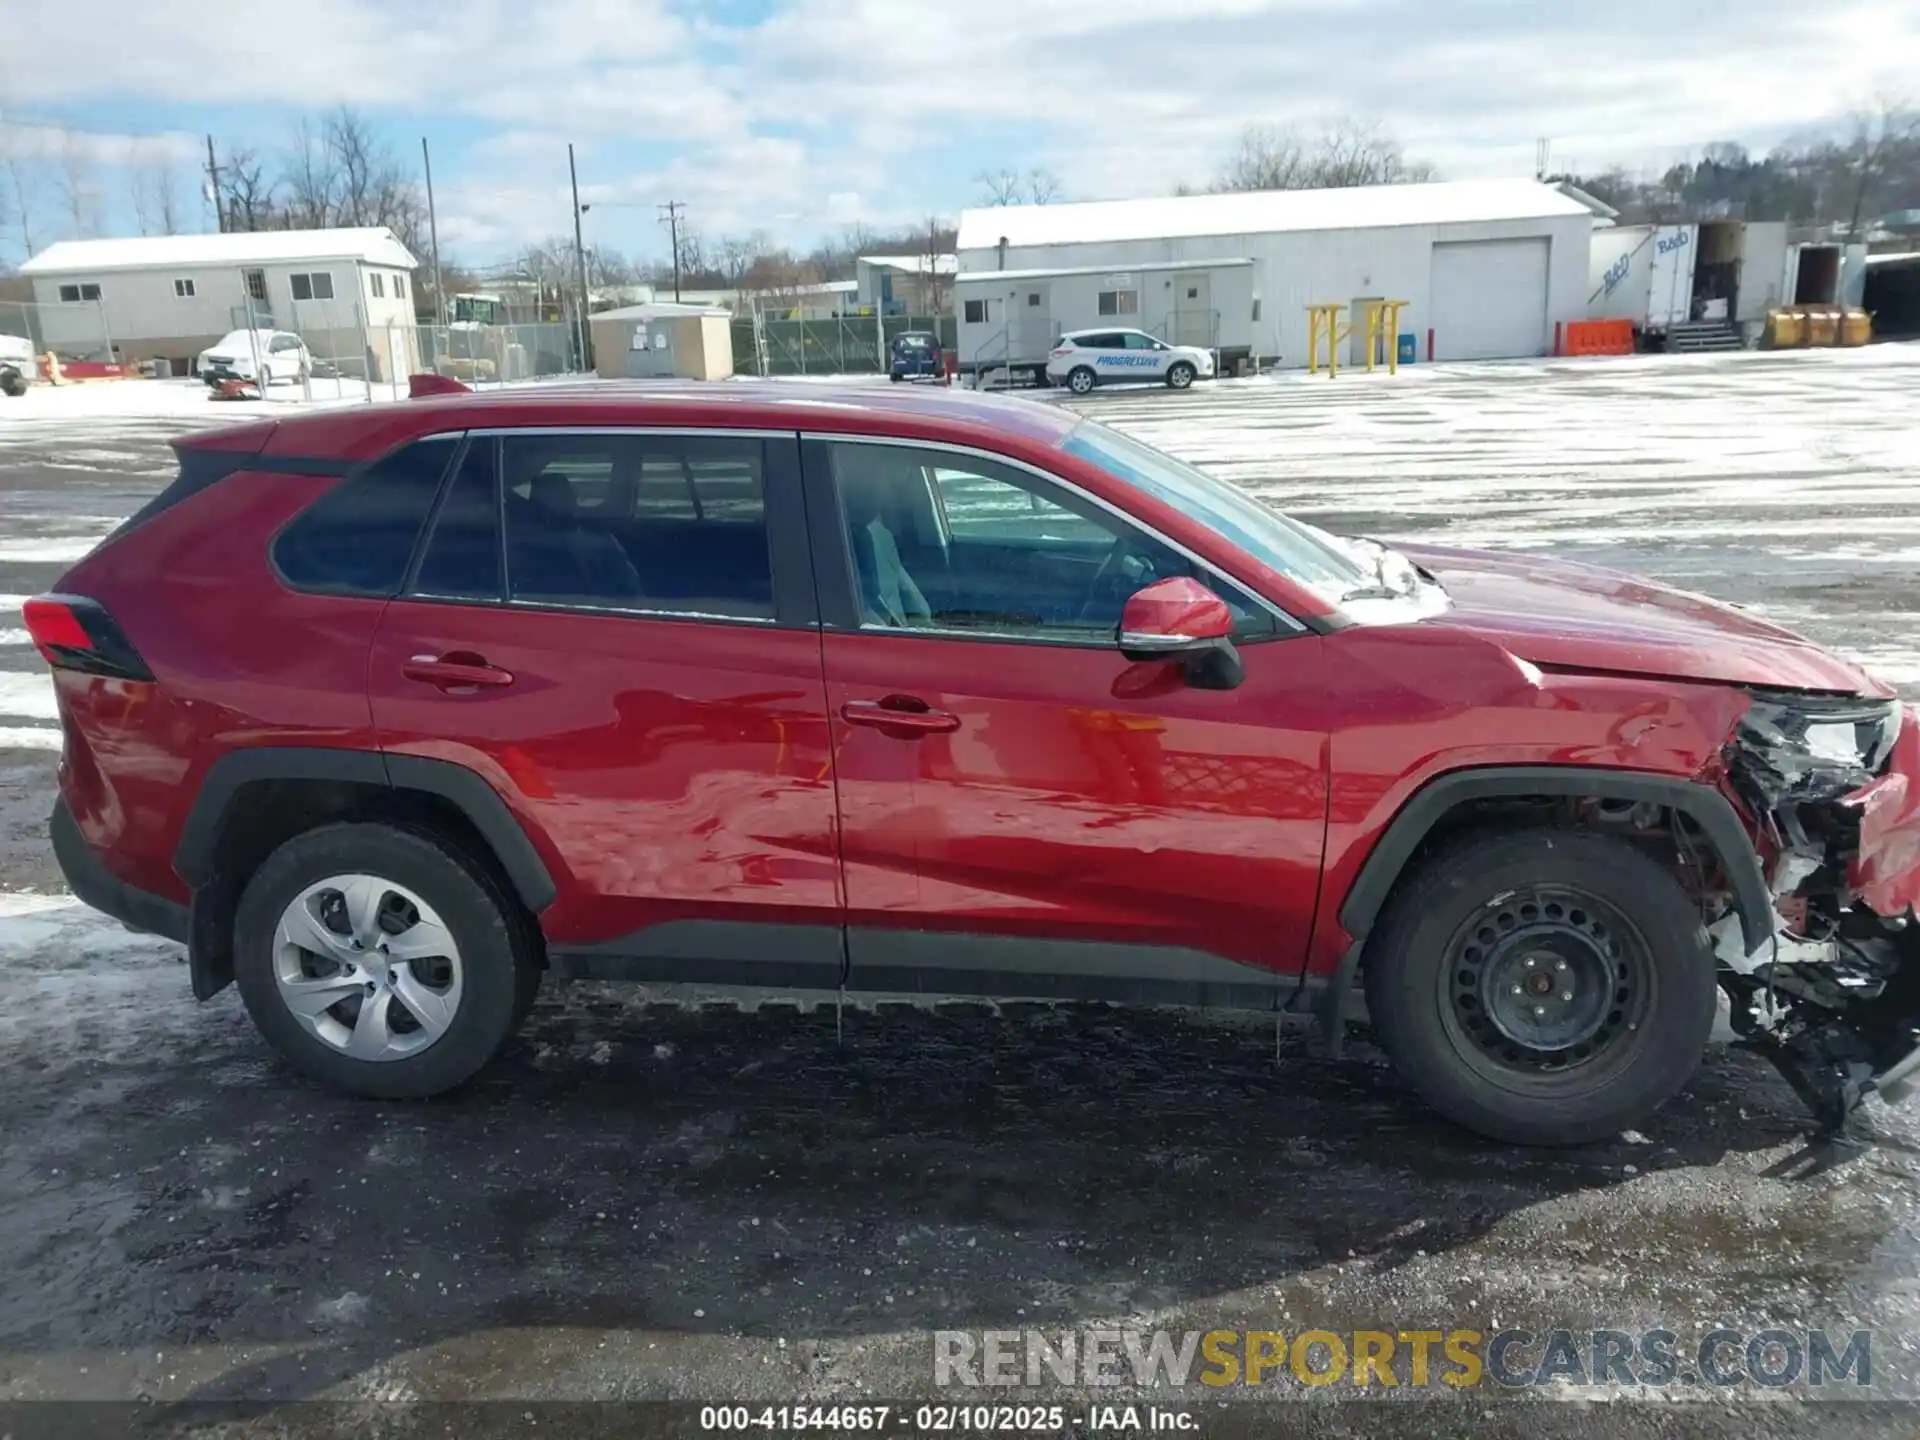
[3,350,1920,1432]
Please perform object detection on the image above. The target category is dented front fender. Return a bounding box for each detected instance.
[1845,705,1920,918]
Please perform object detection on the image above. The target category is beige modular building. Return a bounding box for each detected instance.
[590,302,736,380]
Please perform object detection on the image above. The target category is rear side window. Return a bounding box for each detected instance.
[412,438,502,600]
[274,437,457,596]
[500,432,773,618]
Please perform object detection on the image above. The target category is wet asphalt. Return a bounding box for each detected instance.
[3,361,1920,1437]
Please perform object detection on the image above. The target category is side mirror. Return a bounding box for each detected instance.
[1117,577,1244,690]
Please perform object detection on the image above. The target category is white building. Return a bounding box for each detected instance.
[954,178,1600,375]
[19,227,419,375]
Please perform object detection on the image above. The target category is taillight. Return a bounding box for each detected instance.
[1050,346,1073,357]
[23,594,154,681]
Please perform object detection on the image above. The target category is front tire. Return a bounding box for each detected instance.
[1067,366,1097,394]
[1364,829,1716,1146]
[233,822,536,1098]
[1166,361,1196,389]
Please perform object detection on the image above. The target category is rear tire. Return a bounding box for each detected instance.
[0,371,25,398]
[1364,828,1716,1145]
[1166,361,1196,389]
[1067,366,1097,394]
[233,822,535,1099]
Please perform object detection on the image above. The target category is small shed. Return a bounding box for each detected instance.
[590,302,734,380]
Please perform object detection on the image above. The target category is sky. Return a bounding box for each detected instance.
[2,0,1917,271]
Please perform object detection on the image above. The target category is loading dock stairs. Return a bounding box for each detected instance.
[1665,320,1745,354]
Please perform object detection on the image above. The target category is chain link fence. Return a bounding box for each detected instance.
[0,299,116,367]
[733,312,956,376]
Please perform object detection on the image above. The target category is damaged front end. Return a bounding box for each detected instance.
[1717,692,1920,1131]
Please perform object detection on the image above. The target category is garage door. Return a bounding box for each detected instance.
[1430,239,1550,361]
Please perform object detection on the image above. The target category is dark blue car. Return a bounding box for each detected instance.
[889,330,943,381]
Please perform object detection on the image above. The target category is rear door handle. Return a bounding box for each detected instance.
[840,698,960,735]
[402,654,515,691]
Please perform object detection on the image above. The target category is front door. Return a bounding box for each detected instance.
[367,426,844,987]
[1175,272,1213,347]
[806,436,1328,1004]
[1014,284,1053,361]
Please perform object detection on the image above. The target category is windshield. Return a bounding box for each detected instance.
[1061,419,1374,603]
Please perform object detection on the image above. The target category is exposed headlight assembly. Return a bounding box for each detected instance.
[1730,694,1902,810]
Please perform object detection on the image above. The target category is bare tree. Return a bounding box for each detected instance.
[220,147,277,231]
[56,131,98,237]
[2,152,35,259]
[1211,118,1435,192]
[922,213,950,315]
[973,167,1061,206]
[1842,94,1919,240]
[126,143,154,235]
[284,117,338,228]
[152,159,180,235]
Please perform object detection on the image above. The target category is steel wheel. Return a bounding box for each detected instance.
[1441,886,1652,1077]
[272,873,464,1061]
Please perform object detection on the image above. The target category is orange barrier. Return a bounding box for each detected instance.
[1563,319,1634,357]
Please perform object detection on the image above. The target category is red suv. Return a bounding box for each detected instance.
[30,381,1920,1143]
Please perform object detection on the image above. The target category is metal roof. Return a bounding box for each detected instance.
[957,258,1255,284]
[957,179,1594,252]
[859,253,959,274]
[593,302,733,320]
[20,227,418,275]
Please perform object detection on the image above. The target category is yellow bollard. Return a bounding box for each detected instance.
[1306,303,1346,377]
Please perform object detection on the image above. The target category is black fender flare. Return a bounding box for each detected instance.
[1317,765,1771,1048]
[174,746,557,911]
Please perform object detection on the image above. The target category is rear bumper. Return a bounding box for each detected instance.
[50,797,188,944]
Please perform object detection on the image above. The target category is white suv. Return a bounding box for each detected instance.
[1046,328,1215,394]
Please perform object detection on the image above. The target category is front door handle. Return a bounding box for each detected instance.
[840,697,960,735]
[402,653,515,691]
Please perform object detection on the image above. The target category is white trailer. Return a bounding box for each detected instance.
[1588,224,1697,333]
[954,258,1256,385]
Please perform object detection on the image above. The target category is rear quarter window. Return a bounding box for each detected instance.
[273,436,458,595]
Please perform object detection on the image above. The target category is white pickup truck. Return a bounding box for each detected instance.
[0,334,34,397]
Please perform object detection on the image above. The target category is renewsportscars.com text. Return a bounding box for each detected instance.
[934,1327,1873,1391]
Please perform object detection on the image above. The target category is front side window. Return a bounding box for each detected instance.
[1123,332,1162,350]
[274,437,457,596]
[829,441,1268,644]
[500,432,774,619]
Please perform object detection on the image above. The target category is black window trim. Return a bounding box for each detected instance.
[798,433,1303,648]
[397,424,818,631]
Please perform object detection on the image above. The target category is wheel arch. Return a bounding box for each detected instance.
[176,747,556,1000]
[1317,765,1770,1050]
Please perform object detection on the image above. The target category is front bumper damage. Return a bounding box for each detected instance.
[1716,696,1920,1132]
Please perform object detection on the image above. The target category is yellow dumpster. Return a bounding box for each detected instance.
[1765,308,1806,348]
[1842,310,1873,347]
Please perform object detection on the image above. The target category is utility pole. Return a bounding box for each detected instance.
[422,137,445,327]
[659,200,684,301]
[205,135,224,233]
[568,143,591,371]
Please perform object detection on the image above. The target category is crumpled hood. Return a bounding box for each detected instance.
[1396,543,1893,698]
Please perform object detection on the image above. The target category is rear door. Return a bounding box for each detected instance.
[367,426,843,986]
[804,435,1328,1004]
